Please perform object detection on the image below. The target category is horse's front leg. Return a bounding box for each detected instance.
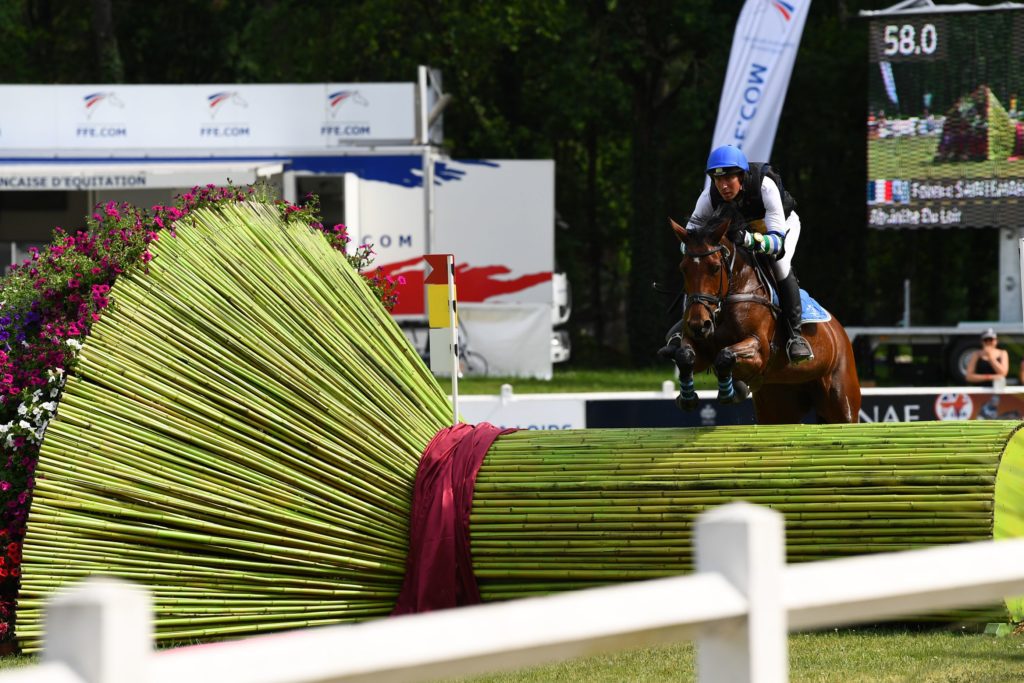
[671,342,700,412]
[713,336,762,404]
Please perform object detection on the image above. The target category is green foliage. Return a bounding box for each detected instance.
[0,0,994,367]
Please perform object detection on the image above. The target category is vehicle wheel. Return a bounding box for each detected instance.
[946,337,977,384]
[461,350,489,376]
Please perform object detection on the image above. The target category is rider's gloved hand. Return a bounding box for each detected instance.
[742,231,758,250]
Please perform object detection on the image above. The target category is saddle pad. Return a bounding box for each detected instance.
[769,286,833,324]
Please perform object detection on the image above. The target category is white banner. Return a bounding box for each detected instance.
[0,84,416,153]
[710,0,811,162]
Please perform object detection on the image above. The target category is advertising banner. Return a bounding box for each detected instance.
[710,0,811,162]
[454,388,1024,429]
[866,9,1024,229]
[0,84,417,153]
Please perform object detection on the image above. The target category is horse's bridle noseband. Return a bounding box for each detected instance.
[682,243,734,324]
[681,240,781,333]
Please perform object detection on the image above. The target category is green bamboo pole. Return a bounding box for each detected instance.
[17,201,451,650]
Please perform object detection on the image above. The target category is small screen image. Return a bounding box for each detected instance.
[867,10,1024,229]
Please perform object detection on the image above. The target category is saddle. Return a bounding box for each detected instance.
[737,237,832,326]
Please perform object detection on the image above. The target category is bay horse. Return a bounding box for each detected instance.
[662,204,861,424]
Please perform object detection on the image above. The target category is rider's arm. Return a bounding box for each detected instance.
[685,189,714,232]
[756,177,787,256]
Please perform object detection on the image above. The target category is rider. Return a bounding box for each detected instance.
[683,144,813,364]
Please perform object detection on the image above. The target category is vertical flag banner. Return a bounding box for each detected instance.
[879,61,899,107]
[710,0,811,162]
[425,253,459,423]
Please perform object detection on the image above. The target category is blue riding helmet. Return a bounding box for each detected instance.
[706,145,749,176]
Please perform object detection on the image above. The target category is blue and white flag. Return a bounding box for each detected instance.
[879,61,899,106]
[710,0,811,163]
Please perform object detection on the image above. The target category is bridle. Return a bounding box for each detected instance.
[682,242,734,327]
[681,238,780,332]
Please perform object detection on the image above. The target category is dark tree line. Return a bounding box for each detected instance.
[0,0,1001,366]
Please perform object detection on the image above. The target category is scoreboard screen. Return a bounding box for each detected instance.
[867,8,1024,228]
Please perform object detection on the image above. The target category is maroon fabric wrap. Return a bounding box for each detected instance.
[392,422,516,615]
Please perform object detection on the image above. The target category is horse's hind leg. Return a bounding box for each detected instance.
[811,365,862,423]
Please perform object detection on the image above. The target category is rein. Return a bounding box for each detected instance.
[682,241,779,326]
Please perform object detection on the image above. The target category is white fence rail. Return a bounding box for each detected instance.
[5,502,1024,683]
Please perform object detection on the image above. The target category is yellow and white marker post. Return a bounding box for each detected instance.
[424,253,459,424]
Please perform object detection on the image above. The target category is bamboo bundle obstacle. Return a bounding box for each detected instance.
[13,199,1024,650]
[16,202,451,649]
[471,422,1024,609]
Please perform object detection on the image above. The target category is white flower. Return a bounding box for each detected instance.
[18,420,31,430]
[49,389,60,398]
[0,422,12,434]
[65,339,83,351]
[16,404,27,416]
[40,402,57,412]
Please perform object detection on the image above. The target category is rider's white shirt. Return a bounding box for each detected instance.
[686,176,788,236]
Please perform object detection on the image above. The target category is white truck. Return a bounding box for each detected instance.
[845,236,1024,385]
[291,155,570,379]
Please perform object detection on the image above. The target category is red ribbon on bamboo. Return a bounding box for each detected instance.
[392,422,516,615]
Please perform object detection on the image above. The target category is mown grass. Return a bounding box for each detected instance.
[4,627,1021,680]
[447,628,1024,683]
[868,135,1024,179]
[448,367,719,395]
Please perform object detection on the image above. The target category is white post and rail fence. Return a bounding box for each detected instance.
[4,502,1024,683]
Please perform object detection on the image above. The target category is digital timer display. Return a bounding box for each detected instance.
[867,10,1024,230]
[870,18,946,62]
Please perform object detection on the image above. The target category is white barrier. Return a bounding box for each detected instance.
[456,384,1020,429]
[5,502,1024,683]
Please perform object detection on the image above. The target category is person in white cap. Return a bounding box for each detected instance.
[965,328,1008,386]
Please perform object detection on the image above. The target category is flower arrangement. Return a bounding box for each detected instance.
[0,183,400,646]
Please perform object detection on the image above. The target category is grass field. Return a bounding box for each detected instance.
[868,135,1024,179]
[2,627,1021,681]
[449,628,1024,682]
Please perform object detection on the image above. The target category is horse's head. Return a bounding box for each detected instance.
[671,204,741,340]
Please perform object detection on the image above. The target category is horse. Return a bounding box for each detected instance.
[662,204,861,424]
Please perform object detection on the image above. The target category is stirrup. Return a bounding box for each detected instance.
[786,335,814,364]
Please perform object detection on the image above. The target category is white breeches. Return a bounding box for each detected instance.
[772,211,801,280]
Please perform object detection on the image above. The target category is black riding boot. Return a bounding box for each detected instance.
[778,273,814,364]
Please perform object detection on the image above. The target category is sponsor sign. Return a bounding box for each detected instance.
[0,84,417,152]
[0,162,278,190]
[454,388,1024,429]
[710,0,810,162]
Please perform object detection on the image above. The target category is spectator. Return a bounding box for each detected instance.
[966,328,1009,387]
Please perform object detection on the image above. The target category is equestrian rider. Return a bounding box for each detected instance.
[688,145,814,364]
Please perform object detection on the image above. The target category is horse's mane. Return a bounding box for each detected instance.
[686,202,747,246]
